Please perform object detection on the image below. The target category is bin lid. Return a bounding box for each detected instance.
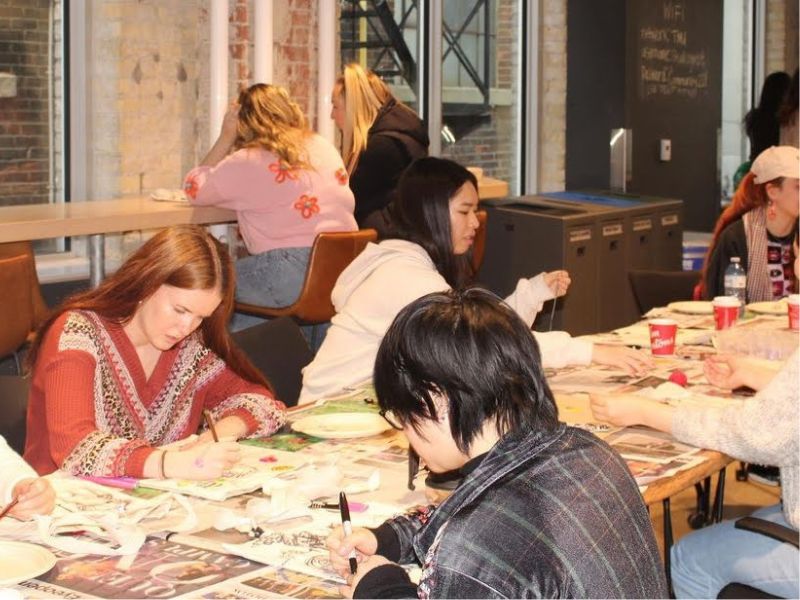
[543,191,639,207]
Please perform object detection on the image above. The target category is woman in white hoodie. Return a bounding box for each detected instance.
[0,436,54,519]
[299,157,651,404]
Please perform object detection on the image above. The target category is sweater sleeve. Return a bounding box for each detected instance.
[185,150,269,210]
[533,331,594,368]
[502,272,553,326]
[200,366,287,438]
[672,351,799,468]
[503,273,594,367]
[42,350,154,478]
[0,436,37,503]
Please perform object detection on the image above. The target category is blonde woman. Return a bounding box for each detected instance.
[185,84,357,327]
[331,64,428,228]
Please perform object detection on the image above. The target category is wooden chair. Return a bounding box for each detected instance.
[0,254,38,372]
[0,241,48,330]
[235,229,377,324]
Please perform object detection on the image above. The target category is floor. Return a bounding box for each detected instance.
[649,461,782,579]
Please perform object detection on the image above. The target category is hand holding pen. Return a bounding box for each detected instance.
[326,497,380,582]
[2,478,56,520]
[339,491,358,574]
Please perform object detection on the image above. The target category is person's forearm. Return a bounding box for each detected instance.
[634,400,675,434]
[200,133,236,167]
[741,360,781,391]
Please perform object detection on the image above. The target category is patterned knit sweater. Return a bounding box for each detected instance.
[23,310,286,477]
[672,349,799,529]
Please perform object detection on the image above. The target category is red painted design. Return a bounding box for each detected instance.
[183,176,200,200]
[268,161,299,183]
[335,167,348,185]
[294,194,320,219]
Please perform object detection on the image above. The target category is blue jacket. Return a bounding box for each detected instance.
[356,424,667,598]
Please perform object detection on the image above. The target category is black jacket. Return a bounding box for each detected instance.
[703,218,797,300]
[350,99,429,226]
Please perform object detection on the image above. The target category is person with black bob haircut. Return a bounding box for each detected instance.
[326,287,666,599]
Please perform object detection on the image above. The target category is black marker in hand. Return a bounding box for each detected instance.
[339,491,358,575]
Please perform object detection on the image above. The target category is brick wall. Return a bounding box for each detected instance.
[765,0,798,74]
[273,0,318,126]
[0,0,53,207]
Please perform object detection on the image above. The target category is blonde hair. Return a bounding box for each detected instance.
[235,83,311,170]
[334,64,393,173]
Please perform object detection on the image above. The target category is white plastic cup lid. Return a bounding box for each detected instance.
[649,318,677,326]
[713,296,741,307]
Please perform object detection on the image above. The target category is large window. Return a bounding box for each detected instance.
[0,0,65,249]
[339,0,525,194]
[439,0,522,194]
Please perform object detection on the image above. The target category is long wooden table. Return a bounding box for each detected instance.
[0,198,236,286]
[477,176,509,200]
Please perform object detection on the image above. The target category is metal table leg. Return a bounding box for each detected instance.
[663,497,674,597]
[711,467,727,523]
[88,234,105,288]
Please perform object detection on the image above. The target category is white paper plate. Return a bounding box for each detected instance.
[666,301,713,315]
[746,300,788,315]
[291,413,392,439]
[0,541,57,585]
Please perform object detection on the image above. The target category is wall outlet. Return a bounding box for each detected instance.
[659,139,672,162]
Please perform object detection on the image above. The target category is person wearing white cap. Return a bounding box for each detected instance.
[700,145,799,301]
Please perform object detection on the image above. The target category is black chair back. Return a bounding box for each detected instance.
[628,269,701,315]
[231,317,314,408]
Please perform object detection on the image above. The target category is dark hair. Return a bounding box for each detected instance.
[745,71,791,131]
[778,69,798,125]
[392,157,478,288]
[26,225,269,389]
[374,286,559,453]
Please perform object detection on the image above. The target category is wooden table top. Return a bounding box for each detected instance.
[555,391,732,506]
[477,176,509,200]
[0,197,236,243]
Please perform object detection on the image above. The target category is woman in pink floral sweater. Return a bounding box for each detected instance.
[184,84,357,330]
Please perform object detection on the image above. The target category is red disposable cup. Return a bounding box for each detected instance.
[648,318,678,356]
[712,296,740,330]
[788,294,800,331]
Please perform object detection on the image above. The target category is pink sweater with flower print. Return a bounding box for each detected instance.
[184,133,357,254]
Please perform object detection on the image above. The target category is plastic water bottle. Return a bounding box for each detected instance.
[723,257,746,316]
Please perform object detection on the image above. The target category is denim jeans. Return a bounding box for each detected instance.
[229,246,310,332]
[230,246,328,350]
[671,503,799,598]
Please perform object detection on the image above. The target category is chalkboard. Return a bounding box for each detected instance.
[625,0,722,231]
[635,1,711,102]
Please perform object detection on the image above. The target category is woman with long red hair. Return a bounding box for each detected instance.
[700,146,799,300]
[23,225,285,480]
